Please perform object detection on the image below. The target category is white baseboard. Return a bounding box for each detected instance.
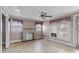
[10,40,22,43]
[48,37,76,48]
[2,40,22,44]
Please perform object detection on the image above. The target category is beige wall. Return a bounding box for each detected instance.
[23,20,35,29]
[11,32,22,41]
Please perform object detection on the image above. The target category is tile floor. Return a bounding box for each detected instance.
[2,39,79,53]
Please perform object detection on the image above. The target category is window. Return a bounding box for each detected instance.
[36,24,42,32]
[12,21,23,32]
[58,20,70,42]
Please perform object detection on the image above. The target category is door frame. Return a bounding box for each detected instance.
[74,14,79,47]
[73,14,79,47]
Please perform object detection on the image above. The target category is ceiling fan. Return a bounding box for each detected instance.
[40,12,52,20]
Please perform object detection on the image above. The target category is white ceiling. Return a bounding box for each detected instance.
[7,6,79,21]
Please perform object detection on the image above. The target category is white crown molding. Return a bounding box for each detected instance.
[2,6,10,18]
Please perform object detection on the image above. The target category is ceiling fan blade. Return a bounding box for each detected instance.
[45,15,52,17]
[44,13,47,16]
[41,12,47,16]
[41,12,44,15]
